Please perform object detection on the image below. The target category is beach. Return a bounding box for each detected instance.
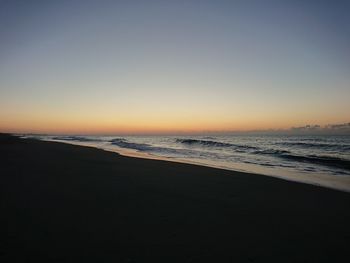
[1,134,350,262]
[33,134,350,192]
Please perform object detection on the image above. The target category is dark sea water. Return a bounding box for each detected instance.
[26,134,350,191]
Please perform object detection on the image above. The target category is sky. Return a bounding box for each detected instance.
[0,0,349,135]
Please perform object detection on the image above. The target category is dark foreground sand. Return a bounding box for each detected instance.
[1,134,350,262]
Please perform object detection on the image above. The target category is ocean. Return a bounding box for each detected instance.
[25,134,350,192]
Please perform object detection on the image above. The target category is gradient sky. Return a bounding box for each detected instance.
[1,0,349,134]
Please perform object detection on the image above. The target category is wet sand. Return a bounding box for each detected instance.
[1,134,350,262]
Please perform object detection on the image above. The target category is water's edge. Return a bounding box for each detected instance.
[35,138,350,193]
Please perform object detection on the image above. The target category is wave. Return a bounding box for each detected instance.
[277,141,350,151]
[176,139,350,169]
[253,147,350,170]
[176,138,258,151]
[254,149,290,155]
[59,137,350,171]
[52,136,100,142]
[176,139,232,147]
[279,154,350,170]
[110,138,152,151]
[110,138,213,159]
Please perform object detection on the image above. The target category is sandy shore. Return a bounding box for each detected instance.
[1,134,350,262]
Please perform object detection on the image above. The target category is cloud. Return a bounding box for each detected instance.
[287,122,350,135]
[325,122,350,130]
[220,122,350,135]
[291,125,321,131]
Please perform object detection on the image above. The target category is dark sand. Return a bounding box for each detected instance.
[1,134,349,262]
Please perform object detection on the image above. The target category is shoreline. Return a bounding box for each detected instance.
[41,137,350,193]
[1,134,350,262]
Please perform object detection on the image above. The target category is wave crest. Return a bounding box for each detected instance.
[110,138,152,151]
[175,138,258,151]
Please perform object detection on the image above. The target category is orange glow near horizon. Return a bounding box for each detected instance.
[1,107,349,135]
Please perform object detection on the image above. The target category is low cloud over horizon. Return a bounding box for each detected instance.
[232,122,350,135]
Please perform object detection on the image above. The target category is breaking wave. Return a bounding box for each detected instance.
[110,138,152,151]
[176,138,350,170]
[175,138,258,151]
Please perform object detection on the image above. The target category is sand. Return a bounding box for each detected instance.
[1,134,349,262]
